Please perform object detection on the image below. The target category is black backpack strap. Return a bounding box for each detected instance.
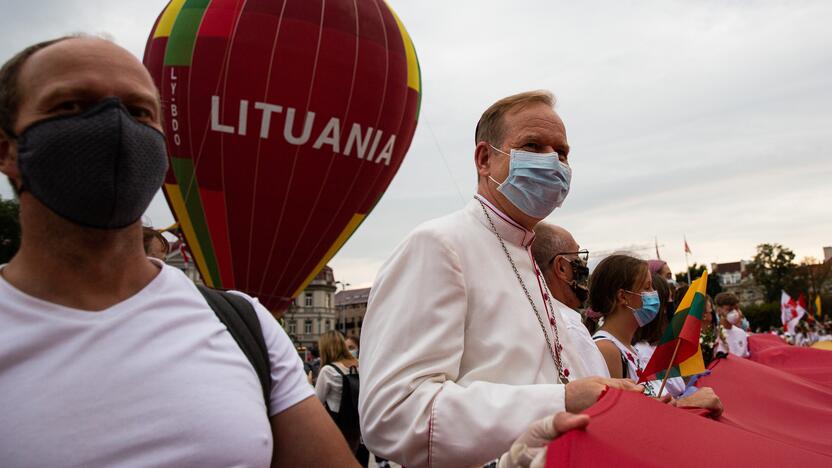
[197,285,272,413]
[621,353,631,380]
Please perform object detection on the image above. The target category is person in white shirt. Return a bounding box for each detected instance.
[359,90,643,468]
[530,222,609,378]
[315,330,364,463]
[0,36,356,467]
[714,292,750,358]
[315,331,360,418]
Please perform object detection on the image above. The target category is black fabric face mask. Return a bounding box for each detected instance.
[567,259,590,306]
[16,97,168,229]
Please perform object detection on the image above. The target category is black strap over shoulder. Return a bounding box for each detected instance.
[197,285,272,414]
[621,353,631,380]
[326,362,358,375]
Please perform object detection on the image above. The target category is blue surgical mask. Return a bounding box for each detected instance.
[625,290,661,326]
[488,145,571,218]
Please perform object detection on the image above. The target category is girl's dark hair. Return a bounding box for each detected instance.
[585,254,648,334]
[633,272,670,345]
[673,284,689,308]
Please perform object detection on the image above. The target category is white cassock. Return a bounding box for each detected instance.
[358,196,609,467]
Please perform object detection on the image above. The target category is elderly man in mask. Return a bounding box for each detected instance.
[531,223,609,378]
[359,91,642,467]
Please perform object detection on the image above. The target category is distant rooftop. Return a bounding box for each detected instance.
[713,261,742,274]
[335,287,371,306]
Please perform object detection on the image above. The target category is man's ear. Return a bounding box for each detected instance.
[554,257,571,282]
[474,141,493,179]
[0,128,21,183]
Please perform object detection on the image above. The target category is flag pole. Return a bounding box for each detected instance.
[655,236,661,260]
[657,339,682,397]
[684,236,692,284]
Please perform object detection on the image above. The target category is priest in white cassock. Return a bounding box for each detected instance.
[358,90,643,468]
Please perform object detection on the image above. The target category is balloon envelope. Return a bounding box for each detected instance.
[144,0,421,311]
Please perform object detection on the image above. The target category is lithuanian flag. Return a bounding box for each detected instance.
[639,272,708,383]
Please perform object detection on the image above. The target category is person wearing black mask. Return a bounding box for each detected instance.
[532,223,589,310]
[531,222,609,377]
[0,36,356,467]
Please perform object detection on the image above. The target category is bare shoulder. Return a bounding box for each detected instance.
[595,339,624,378]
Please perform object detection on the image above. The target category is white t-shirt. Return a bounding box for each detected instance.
[315,361,357,413]
[716,325,750,357]
[0,261,314,468]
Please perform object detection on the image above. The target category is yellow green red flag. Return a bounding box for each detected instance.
[639,272,708,382]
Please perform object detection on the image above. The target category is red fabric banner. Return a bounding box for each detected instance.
[748,334,832,389]
[546,335,832,467]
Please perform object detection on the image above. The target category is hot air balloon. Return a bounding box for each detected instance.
[144,0,421,312]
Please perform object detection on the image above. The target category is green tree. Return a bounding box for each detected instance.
[0,198,20,264]
[674,263,723,298]
[674,263,705,284]
[742,302,781,331]
[794,257,832,314]
[747,243,799,303]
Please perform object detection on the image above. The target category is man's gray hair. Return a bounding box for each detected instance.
[532,222,572,274]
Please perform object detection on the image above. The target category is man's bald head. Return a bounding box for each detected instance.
[532,222,578,274]
[0,36,161,138]
[0,36,76,137]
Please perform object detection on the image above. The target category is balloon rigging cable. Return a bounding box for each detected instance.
[425,118,467,206]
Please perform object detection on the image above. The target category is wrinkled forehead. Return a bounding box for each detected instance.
[18,38,158,109]
[504,104,565,136]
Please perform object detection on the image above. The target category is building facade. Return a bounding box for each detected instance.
[335,287,371,338]
[711,261,765,306]
[283,266,338,349]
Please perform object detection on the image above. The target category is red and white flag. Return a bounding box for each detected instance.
[781,291,806,334]
[684,237,692,254]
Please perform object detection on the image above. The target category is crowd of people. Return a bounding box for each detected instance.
[775,321,832,347]
[0,35,825,468]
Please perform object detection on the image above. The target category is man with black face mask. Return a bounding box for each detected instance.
[0,36,356,467]
[532,222,609,378]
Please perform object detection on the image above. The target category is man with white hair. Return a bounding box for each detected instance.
[531,222,609,378]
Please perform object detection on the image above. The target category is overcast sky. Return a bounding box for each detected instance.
[2,0,830,288]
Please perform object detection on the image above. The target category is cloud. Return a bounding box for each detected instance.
[1,0,829,290]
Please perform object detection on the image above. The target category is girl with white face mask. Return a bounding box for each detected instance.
[586,255,661,396]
